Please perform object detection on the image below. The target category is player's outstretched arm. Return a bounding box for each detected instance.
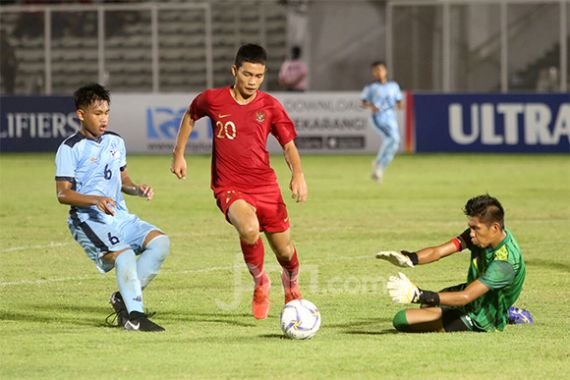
[170,111,195,180]
[120,169,153,200]
[283,141,307,203]
[376,251,415,267]
[414,241,459,264]
[56,180,116,215]
[377,241,460,267]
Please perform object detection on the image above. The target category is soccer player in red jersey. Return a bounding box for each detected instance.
[170,44,307,320]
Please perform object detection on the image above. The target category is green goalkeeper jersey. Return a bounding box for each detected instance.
[456,228,526,331]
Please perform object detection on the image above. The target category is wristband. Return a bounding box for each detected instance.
[403,251,419,265]
[418,290,440,306]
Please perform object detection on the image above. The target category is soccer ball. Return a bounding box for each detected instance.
[280,299,321,340]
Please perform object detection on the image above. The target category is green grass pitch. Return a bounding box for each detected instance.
[1,153,569,379]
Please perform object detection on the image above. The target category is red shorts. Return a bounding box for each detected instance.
[215,189,290,233]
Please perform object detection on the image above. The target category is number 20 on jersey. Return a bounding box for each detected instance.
[216,120,236,140]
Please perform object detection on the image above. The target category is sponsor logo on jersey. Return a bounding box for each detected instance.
[218,113,232,119]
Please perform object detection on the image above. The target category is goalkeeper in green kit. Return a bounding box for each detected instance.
[376,194,526,332]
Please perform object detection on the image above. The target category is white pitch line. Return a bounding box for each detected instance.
[0,264,245,287]
[0,274,96,286]
[0,242,73,253]
[0,255,377,287]
[0,256,377,288]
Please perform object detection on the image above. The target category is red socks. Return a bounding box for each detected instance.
[240,238,269,286]
[277,249,299,288]
[241,239,300,288]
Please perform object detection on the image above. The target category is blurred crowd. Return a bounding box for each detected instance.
[2,0,142,4]
[6,0,142,39]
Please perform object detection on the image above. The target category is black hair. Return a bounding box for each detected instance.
[371,60,387,68]
[234,44,267,68]
[73,83,110,110]
[291,46,301,59]
[464,194,505,229]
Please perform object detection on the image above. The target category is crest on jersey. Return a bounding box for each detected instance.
[110,147,120,159]
[255,111,265,122]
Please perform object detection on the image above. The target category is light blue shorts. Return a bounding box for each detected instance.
[371,114,399,138]
[68,212,162,273]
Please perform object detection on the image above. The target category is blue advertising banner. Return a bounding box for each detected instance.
[0,96,79,152]
[414,93,570,152]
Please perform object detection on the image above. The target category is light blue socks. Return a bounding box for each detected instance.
[114,249,144,313]
[137,235,170,289]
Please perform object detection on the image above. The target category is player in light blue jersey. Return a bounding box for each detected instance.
[55,84,170,332]
[361,61,403,183]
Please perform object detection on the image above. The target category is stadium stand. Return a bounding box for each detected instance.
[0,0,287,94]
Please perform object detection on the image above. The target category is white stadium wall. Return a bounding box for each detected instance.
[108,92,409,155]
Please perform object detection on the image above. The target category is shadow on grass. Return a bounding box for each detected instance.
[17,303,109,315]
[0,310,104,327]
[2,303,135,329]
[161,311,259,327]
[4,302,266,329]
[258,333,287,340]
[525,258,570,272]
[343,329,398,335]
[325,317,392,329]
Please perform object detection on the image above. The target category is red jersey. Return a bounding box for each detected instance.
[189,87,297,195]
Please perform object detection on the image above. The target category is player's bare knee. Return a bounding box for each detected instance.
[240,226,260,245]
[275,242,295,260]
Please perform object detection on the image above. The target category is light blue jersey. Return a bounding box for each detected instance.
[55,131,128,224]
[360,80,402,127]
[361,80,403,172]
[55,131,161,272]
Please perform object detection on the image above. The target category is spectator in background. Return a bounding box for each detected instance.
[278,45,308,91]
[0,30,18,95]
[536,66,559,92]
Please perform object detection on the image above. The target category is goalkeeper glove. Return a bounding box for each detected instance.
[375,250,417,267]
[386,272,439,306]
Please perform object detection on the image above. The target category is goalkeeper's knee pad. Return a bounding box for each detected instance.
[392,309,410,332]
